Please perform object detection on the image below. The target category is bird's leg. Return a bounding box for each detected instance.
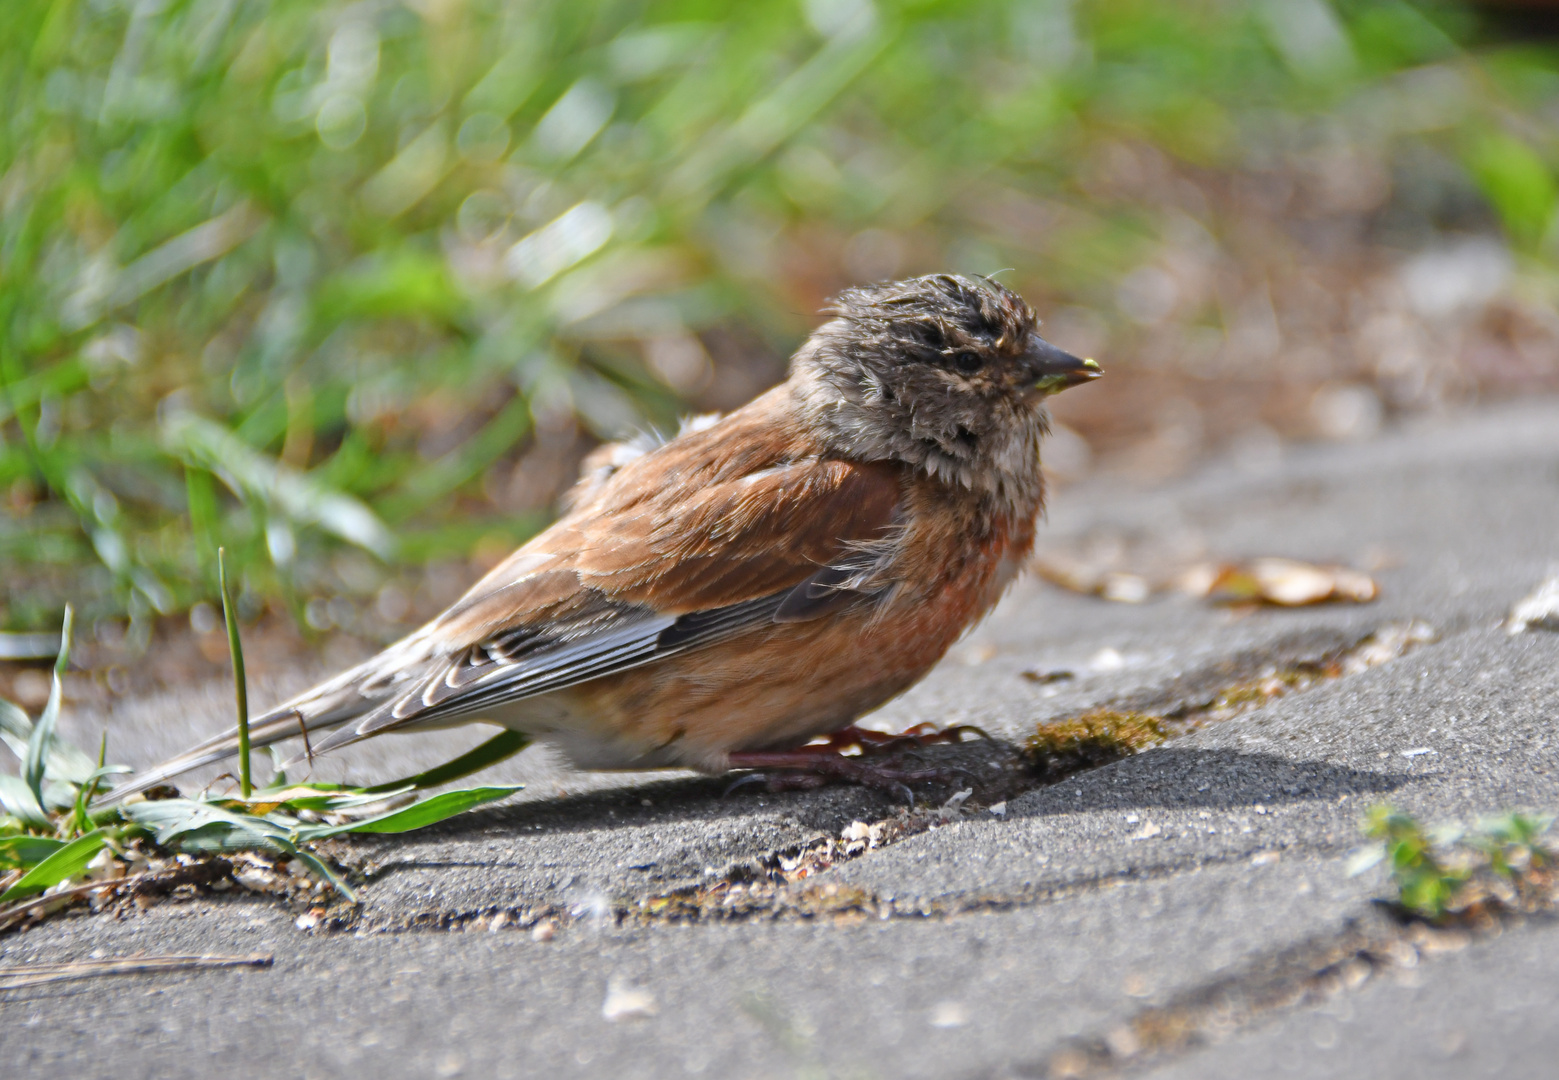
[724,722,989,799]
[725,736,983,801]
[723,750,946,802]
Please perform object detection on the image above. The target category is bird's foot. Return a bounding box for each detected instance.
[724,746,977,803]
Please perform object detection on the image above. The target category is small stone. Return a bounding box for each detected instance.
[530,918,556,942]
[1090,647,1126,672]
[1105,1024,1142,1059]
[1339,959,1371,990]
[602,977,657,1022]
[234,867,280,892]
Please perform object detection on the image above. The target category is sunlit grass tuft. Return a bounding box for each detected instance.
[0,595,531,925]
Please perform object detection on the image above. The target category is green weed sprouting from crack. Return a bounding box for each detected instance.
[0,553,529,930]
[1350,804,1558,923]
[1036,809,1559,1079]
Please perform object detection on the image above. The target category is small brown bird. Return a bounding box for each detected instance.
[122,274,1100,795]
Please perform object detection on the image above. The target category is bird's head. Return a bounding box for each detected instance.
[791,273,1102,505]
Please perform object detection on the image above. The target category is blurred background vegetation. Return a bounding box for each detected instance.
[2,0,1558,668]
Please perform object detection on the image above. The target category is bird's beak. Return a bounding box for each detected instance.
[1026,336,1103,396]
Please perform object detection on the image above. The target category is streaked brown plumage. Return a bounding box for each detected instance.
[117,274,1100,795]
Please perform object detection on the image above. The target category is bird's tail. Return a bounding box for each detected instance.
[100,650,414,804]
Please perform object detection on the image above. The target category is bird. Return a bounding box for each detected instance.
[116,274,1101,798]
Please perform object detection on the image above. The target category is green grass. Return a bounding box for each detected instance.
[1,0,1557,631]
[1352,803,1556,922]
[0,603,529,918]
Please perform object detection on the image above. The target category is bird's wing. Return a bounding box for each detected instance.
[311,450,905,751]
[113,443,903,792]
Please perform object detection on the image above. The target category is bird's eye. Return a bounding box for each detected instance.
[953,351,982,373]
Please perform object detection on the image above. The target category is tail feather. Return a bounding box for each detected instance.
[101,643,432,803]
[100,699,357,803]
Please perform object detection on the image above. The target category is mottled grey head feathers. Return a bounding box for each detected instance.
[825,274,1039,364]
[791,274,1056,509]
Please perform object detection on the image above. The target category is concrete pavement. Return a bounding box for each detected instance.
[4,396,1559,1079]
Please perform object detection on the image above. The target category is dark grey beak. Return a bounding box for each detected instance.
[1026,336,1103,395]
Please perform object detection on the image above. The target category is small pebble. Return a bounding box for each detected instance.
[602,978,656,1022]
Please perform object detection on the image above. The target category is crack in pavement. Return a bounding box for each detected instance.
[1005,903,1559,1080]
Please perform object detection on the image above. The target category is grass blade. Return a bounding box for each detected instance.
[72,762,130,837]
[24,605,72,808]
[0,953,273,990]
[0,828,106,903]
[363,729,532,793]
[0,774,50,829]
[289,848,357,904]
[74,731,108,834]
[294,786,520,840]
[0,834,64,870]
[0,697,34,759]
[218,549,251,799]
[119,799,289,851]
[1,697,94,786]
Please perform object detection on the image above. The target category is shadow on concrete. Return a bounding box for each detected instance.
[1017,747,1409,816]
[340,743,1406,855]
[334,771,898,852]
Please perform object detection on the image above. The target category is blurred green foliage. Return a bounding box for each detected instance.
[1355,804,1556,921]
[1,0,1556,635]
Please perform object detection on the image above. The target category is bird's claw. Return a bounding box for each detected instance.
[723,772,775,797]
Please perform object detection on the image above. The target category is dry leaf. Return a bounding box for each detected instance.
[1185,557,1378,606]
[1099,572,1151,603]
[602,977,657,1022]
[1032,553,1108,596]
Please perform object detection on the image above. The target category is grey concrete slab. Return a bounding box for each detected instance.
[332,779,896,927]
[0,854,1385,1080]
[1141,916,1559,1080]
[829,625,1559,910]
[4,396,1559,1080]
